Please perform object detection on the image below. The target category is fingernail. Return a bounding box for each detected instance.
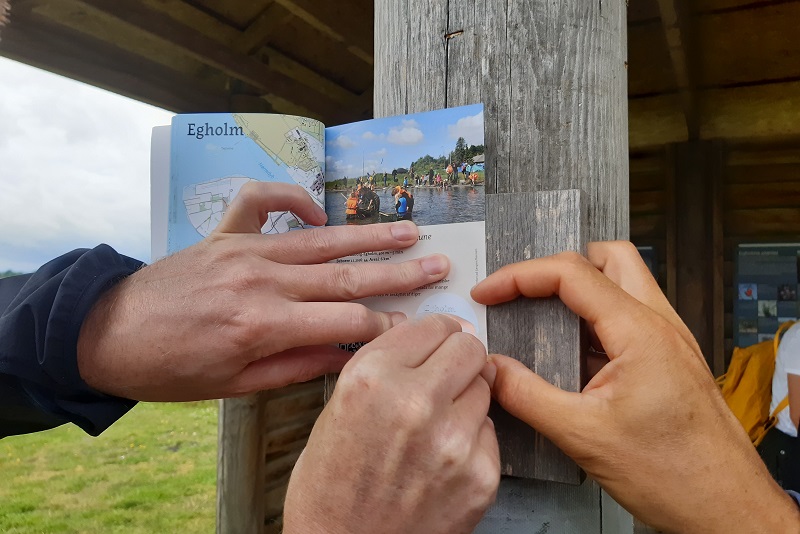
[389,312,407,327]
[420,254,449,276]
[390,221,417,241]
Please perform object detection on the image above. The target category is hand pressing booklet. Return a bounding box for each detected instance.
[151,104,488,345]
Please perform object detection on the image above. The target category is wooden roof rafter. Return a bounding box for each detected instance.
[656,0,699,140]
[68,0,367,122]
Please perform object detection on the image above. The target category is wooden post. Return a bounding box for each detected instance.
[375,0,631,531]
[672,141,726,375]
[217,394,266,534]
[215,94,277,534]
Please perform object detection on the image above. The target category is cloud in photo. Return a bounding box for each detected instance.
[332,135,357,149]
[447,110,484,145]
[387,119,424,146]
[362,131,385,141]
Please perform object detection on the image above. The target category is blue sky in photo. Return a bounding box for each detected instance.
[325,103,484,181]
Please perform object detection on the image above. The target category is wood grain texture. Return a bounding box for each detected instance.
[485,190,586,484]
[217,395,266,534]
[373,0,632,530]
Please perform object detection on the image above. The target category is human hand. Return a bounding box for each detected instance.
[77,182,450,401]
[471,242,800,533]
[284,314,500,534]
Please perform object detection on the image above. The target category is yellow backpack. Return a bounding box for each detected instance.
[716,321,796,447]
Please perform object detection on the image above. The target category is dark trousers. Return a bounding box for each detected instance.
[757,426,800,491]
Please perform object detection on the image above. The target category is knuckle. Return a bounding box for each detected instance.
[557,250,588,267]
[472,463,500,505]
[421,314,460,339]
[237,180,261,200]
[337,361,383,399]
[436,432,471,469]
[227,310,265,352]
[394,392,435,428]
[331,265,366,301]
[346,304,378,331]
[300,228,337,259]
[454,331,487,356]
[226,262,262,293]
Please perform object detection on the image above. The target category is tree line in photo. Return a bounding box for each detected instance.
[327,137,485,192]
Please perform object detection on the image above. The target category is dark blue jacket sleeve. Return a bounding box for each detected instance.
[0,245,145,438]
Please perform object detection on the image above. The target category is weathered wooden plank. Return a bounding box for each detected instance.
[217,394,266,534]
[698,3,800,88]
[74,0,350,122]
[630,171,667,192]
[628,0,661,23]
[673,143,715,367]
[656,0,699,138]
[728,148,800,167]
[631,213,667,238]
[665,148,678,307]
[0,12,229,112]
[630,151,667,174]
[485,190,586,484]
[726,164,800,184]
[724,182,800,209]
[711,145,726,376]
[700,81,800,141]
[629,93,688,149]
[627,21,676,97]
[272,0,373,65]
[475,477,606,534]
[631,190,667,215]
[374,0,632,529]
[725,208,800,236]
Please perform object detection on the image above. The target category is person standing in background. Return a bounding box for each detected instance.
[759,321,800,489]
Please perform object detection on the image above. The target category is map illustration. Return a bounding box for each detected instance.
[168,113,325,253]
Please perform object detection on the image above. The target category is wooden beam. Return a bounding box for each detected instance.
[711,143,726,376]
[273,0,373,65]
[0,12,229,112]
[700,80,800,141]
[217,393,266,534]
[72,0,353,122]
[629,93,688,149]
[672,142,721,369]
[238,2,291,55]
[656,0,699,138]
[485,191,587,485]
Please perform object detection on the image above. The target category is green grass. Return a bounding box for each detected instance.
[0,401,218,533]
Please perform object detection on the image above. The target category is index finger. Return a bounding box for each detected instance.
[587,241,701,356]
[353,314,463,369]
[470,252,660,359]
[241,220,421,264]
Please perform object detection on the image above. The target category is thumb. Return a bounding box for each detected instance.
[216,182,327,234]
[490,354,590,448]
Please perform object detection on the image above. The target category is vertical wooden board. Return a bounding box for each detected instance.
[373,0,408,119]
[472,0,510,193]
[374,0,632,530]
[445,0,479,109]
[711,143,726,376]
[405,0,447,115]
[217,395,266,534]
[474,478,602,534]
[486,190,586,484]
[674,142,714,367]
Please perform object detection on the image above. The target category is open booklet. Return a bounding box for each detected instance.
[151,104,488,345]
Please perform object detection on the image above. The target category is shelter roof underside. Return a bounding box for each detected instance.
[1,0,798,150]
